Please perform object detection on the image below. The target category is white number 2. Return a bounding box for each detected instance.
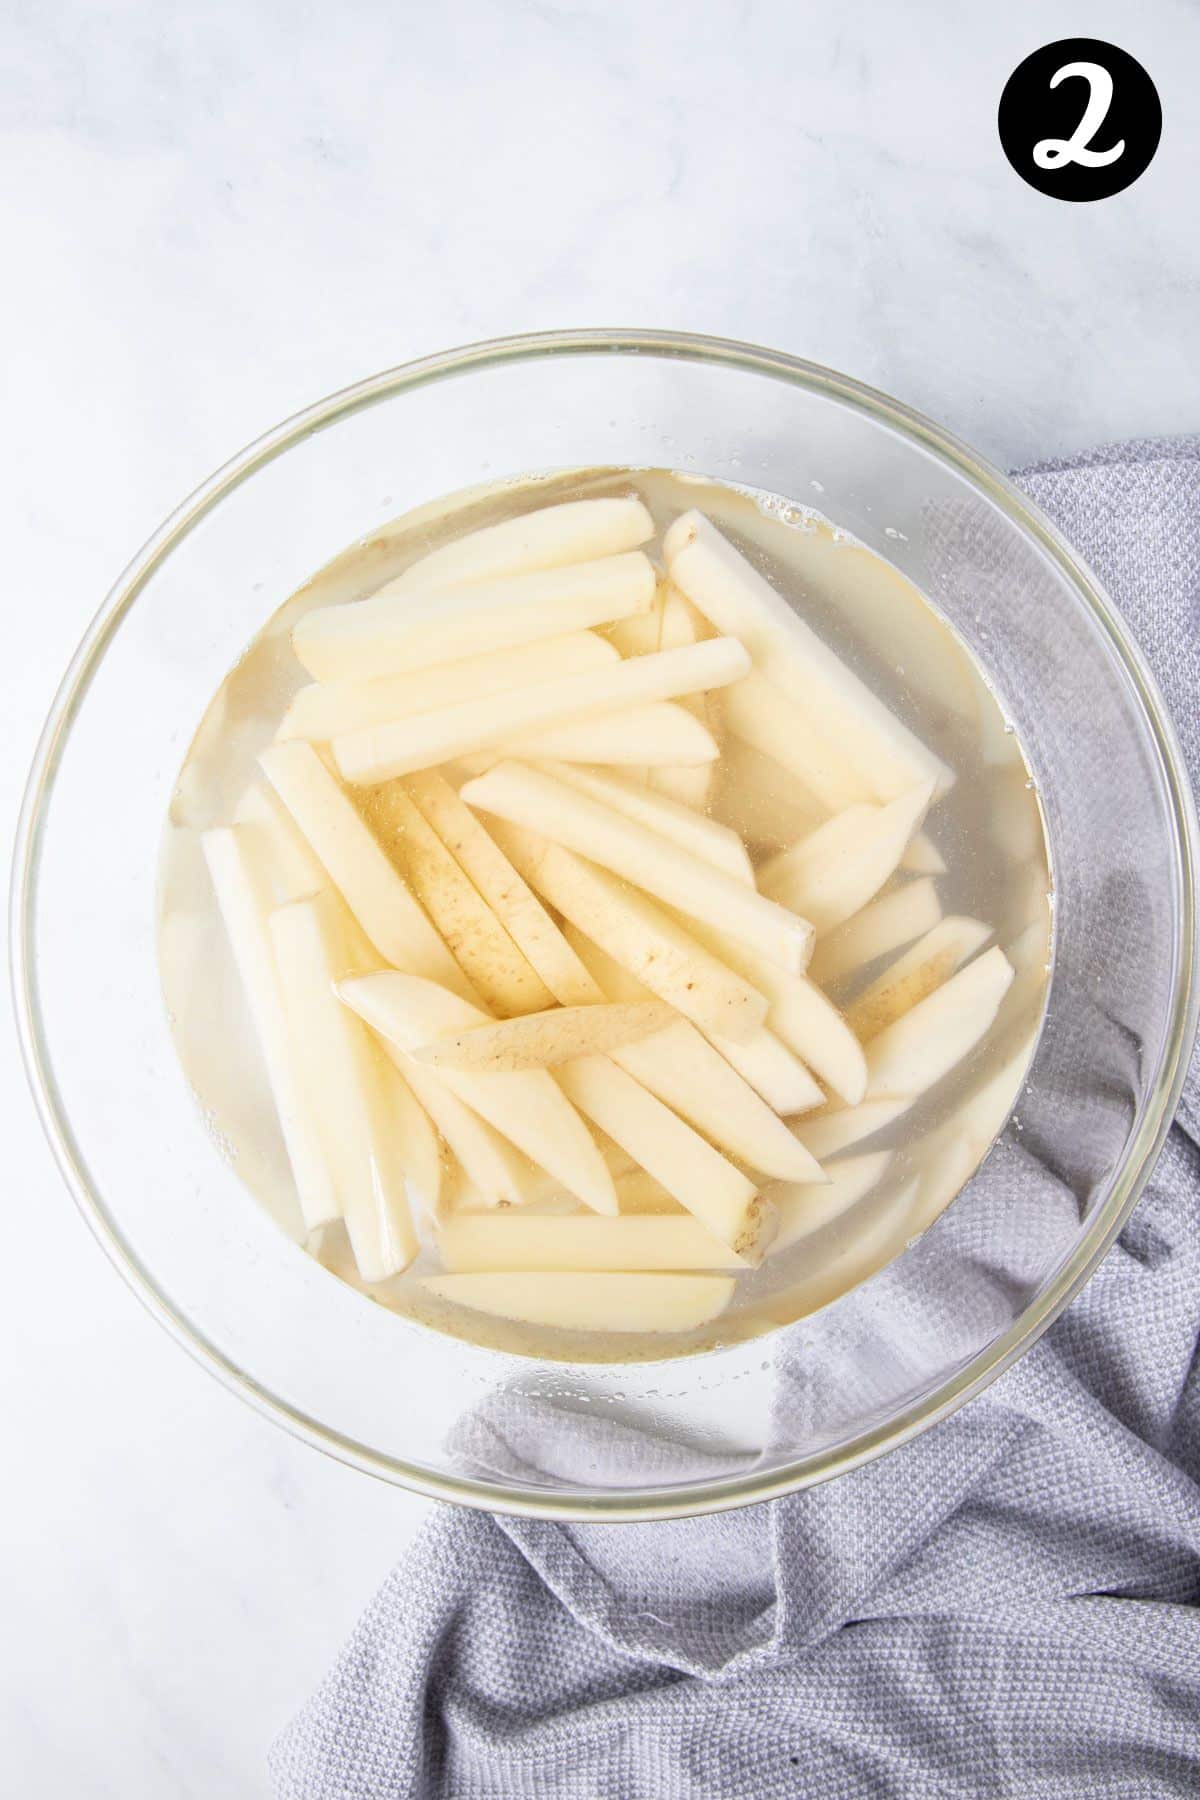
[1033,61,1126,170]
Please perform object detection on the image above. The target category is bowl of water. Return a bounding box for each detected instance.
[14,331,1197,1517]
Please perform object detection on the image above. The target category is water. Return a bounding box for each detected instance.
[158,466,1051,1362]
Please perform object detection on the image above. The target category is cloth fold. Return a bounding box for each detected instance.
[271,441,1200,1799]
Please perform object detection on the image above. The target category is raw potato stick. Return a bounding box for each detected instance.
[294,552,657,684]
[259,740,476,1002]
[546,763,754,883]
[463,761,813,972]
[201,826,340,1231]
[845,917,994,1041]
[680,915,867,1104]
[647,583,720,807]
[665,510,953,799]
[389,496,655,592]
[794,1098,909,1160]
[610,1024,826,1184]
[566,926,824,1183]
[576,925,822,1116]
[605,584,665,657]
[706,1025,824,1116]
[900,831,946,875]
[501,827,768,1040]
[232,778,327,903]
[383,1059,445,1223]
[865,946,1015,1100]
[277,631,619,742]
[386,1048,538,1207]
[906,1129,986,1240]
[764,1150,894,1257]
[757,1178,921,1326]
[421,1271,736,1334]
[403,771,603,1008]
[365,781,553,1015]
[616,1170,685,1214]
[499,701,717,767]
[721,668,872,812]
[712,734,828,851]
[340,972,618,1216]
[332,637,750,784]
[413,1002,675,1072]
[759,783,935,934]
[809,879,943,986]
[558,1056,772,1259]
[437,1213,749,1273]
[648,762,717,809]
[269,893,417,1280]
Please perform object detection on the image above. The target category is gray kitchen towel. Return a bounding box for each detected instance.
[271,441,1200,1799]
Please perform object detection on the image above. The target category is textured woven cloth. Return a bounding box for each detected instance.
[271,442,1200,1799]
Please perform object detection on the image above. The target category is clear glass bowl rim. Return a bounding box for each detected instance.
[11,327,1199,1522]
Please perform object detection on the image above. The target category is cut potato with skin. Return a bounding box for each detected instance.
[678,916,867,1105]
[845,917,994,1041]
[388,496,655,592]
[665,511,953,799]
[546,763,754,883]
[437,1213,748,1273]
[270,893,417,1280]
[564,922,821,1118]
[499,701,717,767]
[401,770,601,1007]
[202,826,340,1231]
[339,972,618,1216]
[422,1271,736,1333]
[559,1055,771,1258]
[364,781,553,1016]
[259,741,476,1003]
[809,879,943,987]
[463,761,814,972]
[900,831,946,876]
[232,778,327,904]
[865,945,1015,1101]
[411,1002,675,1072]
[764,1150,894,1257]
[794,1098,909,1159]
[277,631,619,742]
[722,669,870,813]
[759,783,936,934]
[503,829,767,1040]
[294,551,657,685]
[332,637,749,784]
[711,735,828,851]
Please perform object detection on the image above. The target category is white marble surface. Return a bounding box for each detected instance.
[4,1,1198,1792]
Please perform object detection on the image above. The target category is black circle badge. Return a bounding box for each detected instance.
[999,39,1161,201]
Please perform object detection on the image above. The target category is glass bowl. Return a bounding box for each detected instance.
[13,330,1198,1521]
